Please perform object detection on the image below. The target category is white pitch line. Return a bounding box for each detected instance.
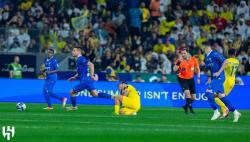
[2,112,213,121]
[0,118,249,133]
[17,125,243,133]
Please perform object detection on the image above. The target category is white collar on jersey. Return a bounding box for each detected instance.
[206,50,212,57]
[46,56,53,61]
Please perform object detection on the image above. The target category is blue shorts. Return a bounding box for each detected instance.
[207,75,225,94]
[43,79,56,94]
[73,78,95,93]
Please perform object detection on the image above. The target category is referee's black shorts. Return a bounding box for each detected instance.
[177,77,196,94]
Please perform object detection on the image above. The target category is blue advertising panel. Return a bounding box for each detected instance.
[0,79,249,109]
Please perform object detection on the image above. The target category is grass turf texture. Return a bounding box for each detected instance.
[0,103,250,142]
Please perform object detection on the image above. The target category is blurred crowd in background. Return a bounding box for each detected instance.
[0,0,250,77]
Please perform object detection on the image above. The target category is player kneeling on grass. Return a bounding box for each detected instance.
[114,82,141,115]
[66,47,113,111]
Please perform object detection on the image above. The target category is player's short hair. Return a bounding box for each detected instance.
[180,47,188,52]
[228,49,236,56]
[48,48,54,54]
[73,46,82,50]
[202,41,212,49]
[202,41,211,46]
[120,81,127,84]
[118,81,127,86]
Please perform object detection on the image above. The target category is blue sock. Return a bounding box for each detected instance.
[71,97,77,107]
[205,92,218,110]
[98,92,112,99]
[50,92,63,100]
[44,93,52,107]
[220,97,235,112]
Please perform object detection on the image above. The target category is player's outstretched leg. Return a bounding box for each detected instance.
[205,91,220,120]
[97,92,113,99]
[215,97,229,118]
[219,96,241,122]
[90,90,113,99]
[50,93,67,108]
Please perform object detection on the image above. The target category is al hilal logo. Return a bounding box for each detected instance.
[2,126,15,141]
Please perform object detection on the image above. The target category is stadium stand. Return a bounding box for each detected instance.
[0,0,249,78]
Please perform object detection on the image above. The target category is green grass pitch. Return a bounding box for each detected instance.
[0,103,250,142]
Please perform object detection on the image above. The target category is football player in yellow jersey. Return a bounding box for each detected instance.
[215,49,240,118]
[114,82,141,115]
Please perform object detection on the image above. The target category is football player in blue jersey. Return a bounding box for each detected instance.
[203,43,241,122]
[43,49,67,110]
[66,47,113,110]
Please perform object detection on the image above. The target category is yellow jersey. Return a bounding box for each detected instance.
[140,8,150,23]
[153,43,166,53]
[220,11,233,21]
[124,85,140,101]
[163,43,175,54]
[225,58,239,80]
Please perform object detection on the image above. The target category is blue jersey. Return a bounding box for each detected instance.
[205,51,226,79]
[73,56,95,92]
[129,8,141,28]
[44,57,58,80]
[76,56,90,80]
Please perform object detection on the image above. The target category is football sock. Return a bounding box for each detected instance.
[187,99,195,113]
[50,93,63,100]
[44,93,52,107]
[98,92,112,99]
[215,97,227,114]
[184,98,192,107]
[205,92,217,110]
[220,97,235,112]
[114,105,120,115]
[190,99,194,105]
[71,97,77,107]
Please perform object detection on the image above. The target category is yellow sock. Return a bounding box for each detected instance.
[215,97,227,114]
[114,105,120,115]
